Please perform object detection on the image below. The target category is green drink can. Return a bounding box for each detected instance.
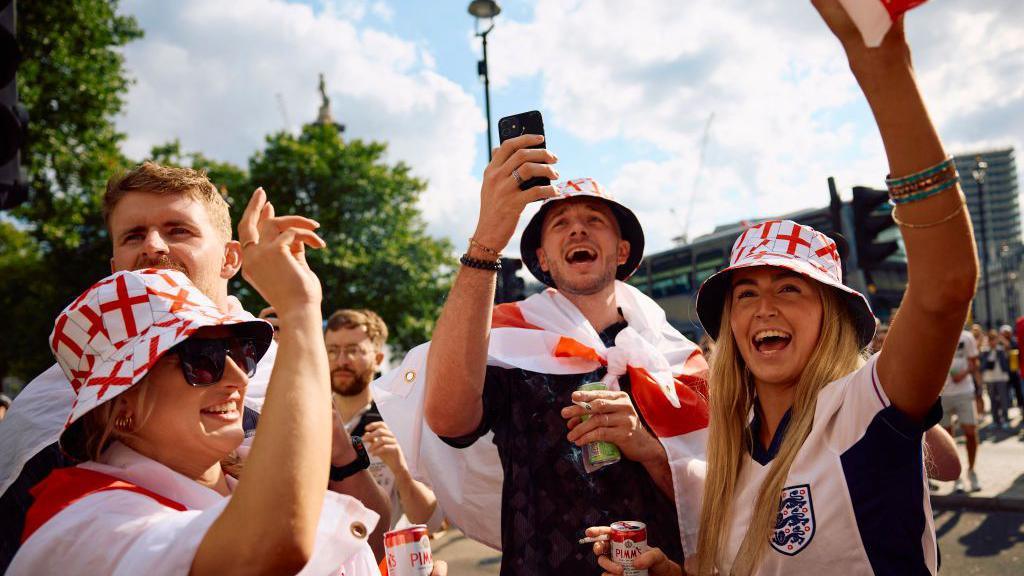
[578,382,622,473]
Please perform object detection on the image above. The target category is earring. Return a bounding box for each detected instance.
[114,413,135,433]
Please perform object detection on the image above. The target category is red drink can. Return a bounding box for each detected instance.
[384,525,433,576]
[610,520,649,576]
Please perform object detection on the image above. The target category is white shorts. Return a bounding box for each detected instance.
[941,394,977,427]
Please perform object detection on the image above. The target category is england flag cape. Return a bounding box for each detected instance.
[372,281,710,554]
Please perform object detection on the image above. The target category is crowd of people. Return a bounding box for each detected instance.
[0,2,1012,575]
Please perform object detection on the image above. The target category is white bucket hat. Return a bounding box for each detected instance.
[50,268,273,428]
[520,177,645,287]
[695,219,876,348]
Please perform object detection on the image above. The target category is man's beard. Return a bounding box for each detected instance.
[331,368,374,397]
[548,257,618,296]
[134,254,189,276]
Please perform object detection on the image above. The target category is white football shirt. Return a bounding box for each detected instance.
[719,355,940,576]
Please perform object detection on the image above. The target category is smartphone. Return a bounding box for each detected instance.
[498,110,550,191]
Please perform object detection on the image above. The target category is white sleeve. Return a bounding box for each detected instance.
[10,490,379,576]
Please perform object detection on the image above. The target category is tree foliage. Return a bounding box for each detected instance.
[0,1,142,384]
[236,124,454,352]
[1,3,450,386]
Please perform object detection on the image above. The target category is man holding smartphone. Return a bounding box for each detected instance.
[420,133,706,574]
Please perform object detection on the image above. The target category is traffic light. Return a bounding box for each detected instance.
[1,0,28,210]
[496,257,526,304]
[851,186,898,276]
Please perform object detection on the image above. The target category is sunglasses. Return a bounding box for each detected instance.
[171,337,263,387]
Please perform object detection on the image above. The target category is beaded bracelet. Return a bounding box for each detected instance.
[887,157,961,205]
[889,164,957,198]
[885,157,955,188]
[889,175,960,206]
[460,254,502,271]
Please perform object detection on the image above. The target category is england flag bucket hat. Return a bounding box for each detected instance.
[520,177,645,287]
[695,219,876,348]
[50,268,273,429]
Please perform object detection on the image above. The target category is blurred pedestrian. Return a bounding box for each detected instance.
[971,323,988,416]
[981,329,1011,429]
[942,326,982,492]
[1002,324,1024,412]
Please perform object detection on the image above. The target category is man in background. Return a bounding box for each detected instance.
[941,326,983,492]
[326,309,443,530]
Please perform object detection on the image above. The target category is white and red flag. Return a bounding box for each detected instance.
[838,0,930,47]
[372,281,710,555]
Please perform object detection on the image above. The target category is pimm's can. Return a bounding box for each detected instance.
[610,520,649,576]
[384,524,433,576]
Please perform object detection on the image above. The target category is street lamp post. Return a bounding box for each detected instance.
[468,0,501,161]
[973,157,991,326]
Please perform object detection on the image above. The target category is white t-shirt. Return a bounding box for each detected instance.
[9,442,379,576]
[719,355,939,576]
[941,330,978,397]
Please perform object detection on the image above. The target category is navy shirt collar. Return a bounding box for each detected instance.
[748,400,792,466]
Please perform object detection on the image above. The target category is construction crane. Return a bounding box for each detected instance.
[673,112,715,245]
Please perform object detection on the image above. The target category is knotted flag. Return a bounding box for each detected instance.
[372,281,709,555]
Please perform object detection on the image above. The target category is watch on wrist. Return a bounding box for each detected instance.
[329,435,371,482]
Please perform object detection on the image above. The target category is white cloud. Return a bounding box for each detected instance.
[118,0,484,242]
[486,0,1024,251]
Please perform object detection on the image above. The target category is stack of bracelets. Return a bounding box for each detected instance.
[460,237,502,271]
[887,156,965,229]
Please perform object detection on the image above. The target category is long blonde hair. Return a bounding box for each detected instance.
[696,284,865,575]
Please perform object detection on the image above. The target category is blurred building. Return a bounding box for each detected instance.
[956,148,1023,327]
[632,150,1024,337]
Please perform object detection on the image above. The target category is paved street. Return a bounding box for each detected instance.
[935,509,1024,574]
[432,530,500,575]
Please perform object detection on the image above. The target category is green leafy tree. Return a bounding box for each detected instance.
[237,124,454,352]
[0,1,142,384]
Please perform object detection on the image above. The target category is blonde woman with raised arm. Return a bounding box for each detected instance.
[590,1,977,575]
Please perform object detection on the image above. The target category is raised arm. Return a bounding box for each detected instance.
[194,189,332,576]
[424,135,558,437]
[814,0,978,421]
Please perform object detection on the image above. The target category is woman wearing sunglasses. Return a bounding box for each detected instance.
[10,190,447,575]
[591,2,976,575]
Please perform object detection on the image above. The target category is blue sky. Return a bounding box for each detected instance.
[116,0,1024,255]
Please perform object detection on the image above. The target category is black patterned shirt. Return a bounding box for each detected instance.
[441,321,683,575]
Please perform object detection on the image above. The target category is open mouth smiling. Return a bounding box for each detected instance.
[564,246,598,264]
[753,329,792,354]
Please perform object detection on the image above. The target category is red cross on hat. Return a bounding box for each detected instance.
[49,268,274,428]
[775,223,812,255]
[99,275,151,338]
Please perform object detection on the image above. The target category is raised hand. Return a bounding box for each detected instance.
[472,134,559,254]
[237,187,326,316]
